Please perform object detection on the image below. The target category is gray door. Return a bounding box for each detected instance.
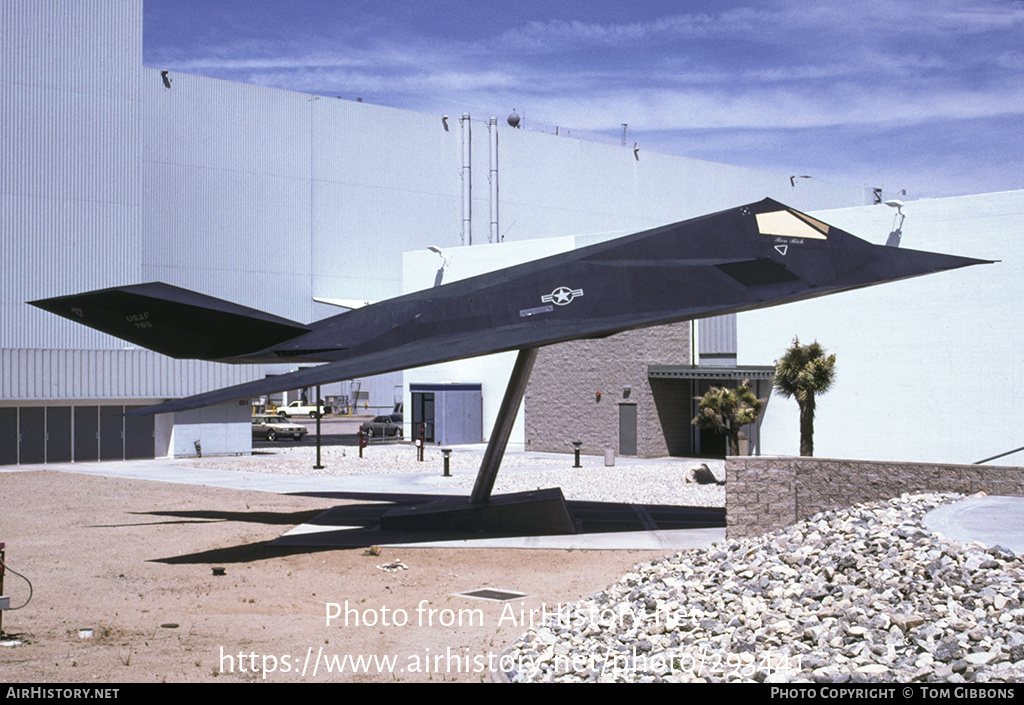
[124,406,155,459]
[412,392,435,443]
[19,407,45,464]
[0,408,17,465]
[74,406,99,462]
[100,405,124,460]
[46,406,72,463]
[619,403,637,456]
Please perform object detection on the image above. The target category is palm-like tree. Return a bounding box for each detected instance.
[773,337,837,457]
[692,380,765,456]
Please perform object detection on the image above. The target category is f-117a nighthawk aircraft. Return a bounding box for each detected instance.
[30,199,990,533]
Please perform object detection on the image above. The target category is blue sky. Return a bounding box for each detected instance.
[143,0,1024,199]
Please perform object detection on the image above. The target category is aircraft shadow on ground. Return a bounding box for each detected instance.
[117,508,325,526]
[146,491,724,565]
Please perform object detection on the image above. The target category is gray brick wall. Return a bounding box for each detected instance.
[726,456,1024,538]
[524,323,691,458]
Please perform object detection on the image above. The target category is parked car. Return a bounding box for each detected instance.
[360,413,404,438]
[276,400,326,419]
[252,415,308,442]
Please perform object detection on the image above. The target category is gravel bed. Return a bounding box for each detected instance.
[502,492,1024,683]
[419,466,724,507]
[175,446,725,507]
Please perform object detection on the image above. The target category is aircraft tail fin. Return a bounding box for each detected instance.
[29,282,311,361]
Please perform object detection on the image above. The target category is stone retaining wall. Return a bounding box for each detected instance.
[725,456,1024,538]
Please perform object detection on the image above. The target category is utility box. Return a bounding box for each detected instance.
[410,383,483,446]
[0,596,9,611]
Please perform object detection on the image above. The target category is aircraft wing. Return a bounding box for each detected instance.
[28,282,311,360]
[128,328,521,416]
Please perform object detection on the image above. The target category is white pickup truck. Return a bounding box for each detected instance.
[276,401,326,419]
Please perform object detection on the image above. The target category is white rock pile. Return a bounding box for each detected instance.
[504,492,1024,683]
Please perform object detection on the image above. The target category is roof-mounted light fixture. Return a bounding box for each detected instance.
[884,200,905,248]
[428,246,451,287]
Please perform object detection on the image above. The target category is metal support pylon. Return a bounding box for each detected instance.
[469,347,539,504]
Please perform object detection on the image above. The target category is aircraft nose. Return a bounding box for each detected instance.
[862,242,994,284]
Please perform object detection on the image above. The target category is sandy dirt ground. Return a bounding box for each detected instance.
[0,470,668,683]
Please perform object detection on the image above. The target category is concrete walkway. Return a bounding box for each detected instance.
[923,495,1024,555]
[1,452,726,551]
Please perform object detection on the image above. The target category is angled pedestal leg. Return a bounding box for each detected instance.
[380,346,575,535]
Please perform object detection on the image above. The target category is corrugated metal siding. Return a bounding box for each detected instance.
[1,0,141,99]
[140,70,314,322]
[699,315,738,356]
[499,123,870,244]
[311,102,460,302]
[0,348,263,401]
[2,0,142,351]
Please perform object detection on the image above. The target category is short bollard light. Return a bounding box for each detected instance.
[571,441,582,468]
[441,448,452,476]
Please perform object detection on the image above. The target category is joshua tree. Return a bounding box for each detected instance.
[773,337,837,457]
[692,380,765,456]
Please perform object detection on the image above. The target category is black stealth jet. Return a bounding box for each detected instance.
[30,198,991,418]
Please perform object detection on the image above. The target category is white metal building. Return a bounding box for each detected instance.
[3,0,931,464]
